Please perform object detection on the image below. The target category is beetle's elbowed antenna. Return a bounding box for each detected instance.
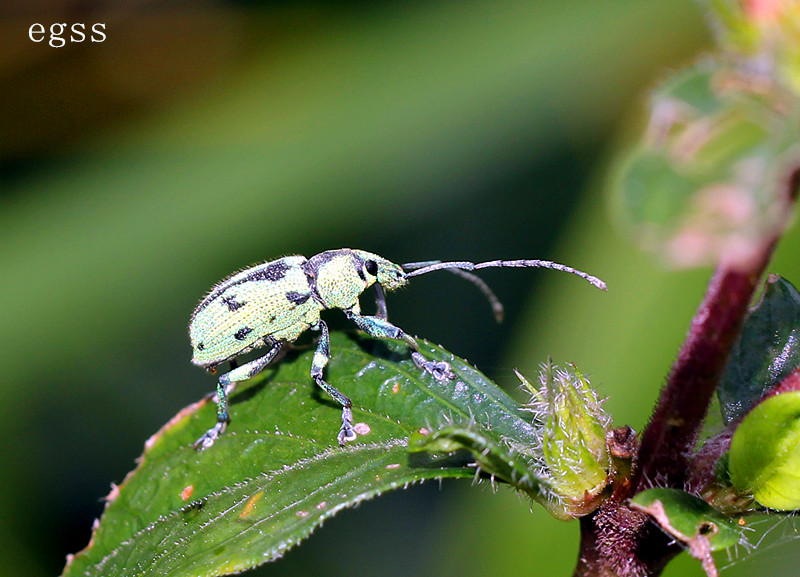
[446,267,505,322]
[402,262,506,322]
[402,258,607,318]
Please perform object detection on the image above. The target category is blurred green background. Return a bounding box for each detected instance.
[3,1,800,576]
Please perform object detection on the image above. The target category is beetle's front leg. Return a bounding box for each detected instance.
[410,351,455,382]
[344,310,455,382]
[194,342,283,450]
[311,320,357,445]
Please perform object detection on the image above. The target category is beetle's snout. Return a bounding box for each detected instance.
[377,265,407,291]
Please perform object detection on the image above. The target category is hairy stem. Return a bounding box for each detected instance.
[631,259,774,493]
[574,503,677,577]
[573,252,776,577]
[632,156,800,493]
[631,173,799,493]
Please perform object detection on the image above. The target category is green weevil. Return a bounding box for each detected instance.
[189,248,606,450]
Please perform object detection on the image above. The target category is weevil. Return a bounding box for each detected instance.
[189,249,606,449]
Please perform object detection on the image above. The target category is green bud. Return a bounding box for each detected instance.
[729,390,800,510]
[520,361,611,506]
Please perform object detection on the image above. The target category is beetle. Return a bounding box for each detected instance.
[189,249,606,450]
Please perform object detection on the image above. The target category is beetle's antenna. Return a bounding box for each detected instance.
[448,268,505,322]
[404,259,607,292]
[403,260,504,322]
[402,260,441,270]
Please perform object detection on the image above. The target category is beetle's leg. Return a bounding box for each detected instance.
[410,351,456,382]
[374,283,388,320]
[194,342,283,451]
[344,310,455,381]
[310,320,356,445]
[210,358,238,404]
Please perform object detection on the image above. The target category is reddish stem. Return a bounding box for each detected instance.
[631,256,774,493]
[574,150,798,577]
[632,167,800,494]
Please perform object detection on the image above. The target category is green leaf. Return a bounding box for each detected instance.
[631,488,742,577]
[718,275,800,424]
[630,488,742,552]
[62,332,538,577]
[729,391,800,510]
[408,425,562,513]
[408,361,614,520]
[407,360,614,520]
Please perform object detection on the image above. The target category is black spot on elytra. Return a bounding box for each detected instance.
[193,260,296,316]
[234,327,253,341]
[247,261,291,283]
[286,291,311,305]
[197,342,205,351]
[222,295,245,311]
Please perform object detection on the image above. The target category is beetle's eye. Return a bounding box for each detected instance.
[365,260,378,276]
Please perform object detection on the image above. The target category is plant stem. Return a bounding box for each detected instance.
[573,260,772,577]
[631,165,800,494]
[631,258,774,493]
[575,502,677,577]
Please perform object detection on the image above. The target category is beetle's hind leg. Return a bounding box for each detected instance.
[194,342,283,451]
[209,358,238,405]
[310,320,357,445]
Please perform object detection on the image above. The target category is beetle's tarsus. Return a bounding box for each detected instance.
[194,421,227,451]
[412,351,455,381]
[337,406,357,445]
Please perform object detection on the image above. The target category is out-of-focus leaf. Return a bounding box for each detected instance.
[718,275,800,424]
[614,60,799,268]
[62,333,539,577]
[707,0,800,96]
[729,391,800,511]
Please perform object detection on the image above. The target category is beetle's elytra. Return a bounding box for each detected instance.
[189,248,606,450]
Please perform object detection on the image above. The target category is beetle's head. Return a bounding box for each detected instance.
[352,250,408,292]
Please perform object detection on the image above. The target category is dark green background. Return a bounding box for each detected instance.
[2,1,799,576]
